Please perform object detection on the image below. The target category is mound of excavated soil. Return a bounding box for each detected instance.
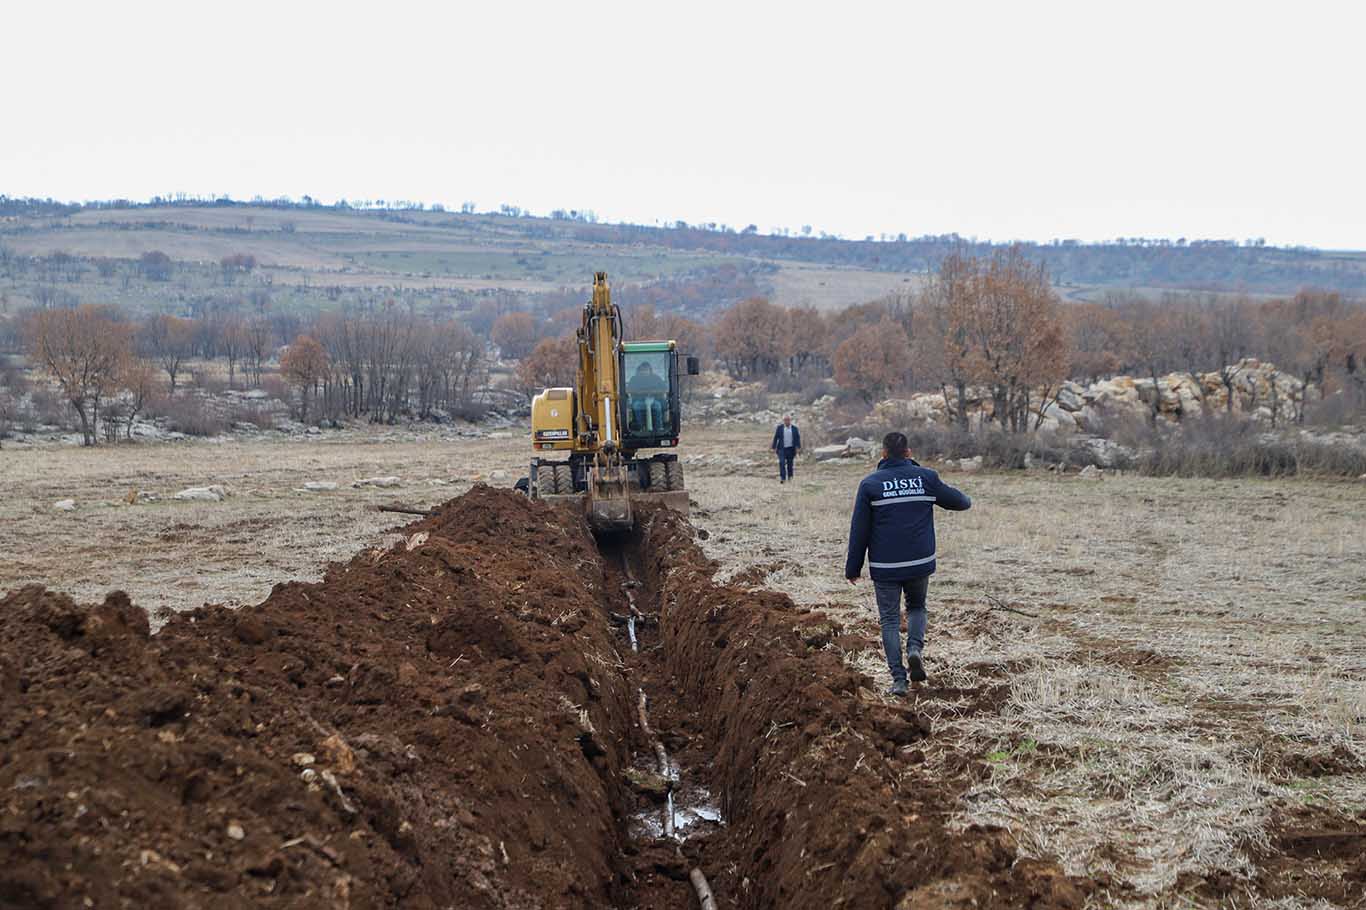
[631,506,1084,910]
[2,488,638,909]
[0,486,1087,909]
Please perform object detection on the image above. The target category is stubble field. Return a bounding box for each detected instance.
[2,426,1363,907]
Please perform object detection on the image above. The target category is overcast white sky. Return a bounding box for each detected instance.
[4,1,1362,248]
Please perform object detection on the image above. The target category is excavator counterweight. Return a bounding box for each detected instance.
[527,272,697,529]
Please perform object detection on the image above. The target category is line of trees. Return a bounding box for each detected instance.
[5,244,1365,445]
[8,302,491,445]
[698,251,1366,431]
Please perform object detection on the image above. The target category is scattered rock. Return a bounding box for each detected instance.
[352,476,401,488]
[1080,436,1133,468]
[320,733,356,774]
[301,481,338,492]
[958,455,983,472]
[624,767,671,799]
[490,470,508,481]
[53,499,76,512]
[1078,465,1103,479]
[812,444,847,462]
[226,822,245,841]
[1038,401,1076,428]
[174,485,228,502]
[1055,382,1085,411]
[291,752,316,767]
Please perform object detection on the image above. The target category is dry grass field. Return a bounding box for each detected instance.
[6,204,920,304]
[763,262,924,310]
[3,425,1364,907]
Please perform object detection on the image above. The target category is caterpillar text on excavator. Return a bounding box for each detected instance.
[527,271,699,530]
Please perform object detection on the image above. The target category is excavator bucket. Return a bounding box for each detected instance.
[587,460,634,531]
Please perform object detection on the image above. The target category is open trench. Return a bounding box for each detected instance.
[593,528,726,907]
[557,503,1087,909]
[0,487,1085,910]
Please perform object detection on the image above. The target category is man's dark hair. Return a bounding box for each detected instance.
[882,432,909,459]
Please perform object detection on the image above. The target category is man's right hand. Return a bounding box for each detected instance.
[846,576,859,586]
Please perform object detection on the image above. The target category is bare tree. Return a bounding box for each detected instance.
[1128,303,1180,425]
[118,359,160,439]
[244,317,273,386]
[920,251,976,430]
[138,314,197,393]
[0,364,26,447]
[516,334,577,394]
[491,312,538,360]
[1162,294,1214,415]
[936,247,1068,432]
[1068,302,1130,382]
[1209,297,1254,414]
[26,305,132,445]
[713,298,786,378]
[218,317,248,387]
[833,318,909,403]
[280,335,330,423]
[786,306,828,376]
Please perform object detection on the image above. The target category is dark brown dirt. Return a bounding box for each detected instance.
[16,486,1345,908]
[631,505,1086,910]
[1,488,638,909]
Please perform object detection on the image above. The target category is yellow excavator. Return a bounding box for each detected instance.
[527,272,698,530]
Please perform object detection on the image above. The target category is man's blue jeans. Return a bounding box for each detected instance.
[873,576,929,684]
[776,446,796,481]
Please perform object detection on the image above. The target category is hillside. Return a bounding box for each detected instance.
[1,198,1362,324]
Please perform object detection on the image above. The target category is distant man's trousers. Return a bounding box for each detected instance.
[873,576,929,685]
[777,447,796,481]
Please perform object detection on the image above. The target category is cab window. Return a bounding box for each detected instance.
[622,351,672,434]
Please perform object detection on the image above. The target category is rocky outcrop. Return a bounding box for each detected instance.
[873,360,1310,433]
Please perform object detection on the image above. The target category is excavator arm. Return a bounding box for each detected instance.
[528,272,695,531]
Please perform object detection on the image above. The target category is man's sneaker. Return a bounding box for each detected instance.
[888,679,908,697]
[907,652,928,683]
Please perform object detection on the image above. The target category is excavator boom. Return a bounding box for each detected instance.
[527,272,696,530]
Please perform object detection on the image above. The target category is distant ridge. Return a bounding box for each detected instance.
[2,194,1363,295]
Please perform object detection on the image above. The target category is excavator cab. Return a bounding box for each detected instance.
[621,343,680,447]
[527,274,699,530]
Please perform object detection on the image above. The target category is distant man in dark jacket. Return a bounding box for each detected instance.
[845,432,972,695]
[771,414,801,483]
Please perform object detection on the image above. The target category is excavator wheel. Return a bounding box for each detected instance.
[647,461,669,491]
[664,460,684,492]
[549,464,571,495]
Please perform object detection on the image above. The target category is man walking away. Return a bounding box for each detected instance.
[771,414,801,483]
[844,432,972,696]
